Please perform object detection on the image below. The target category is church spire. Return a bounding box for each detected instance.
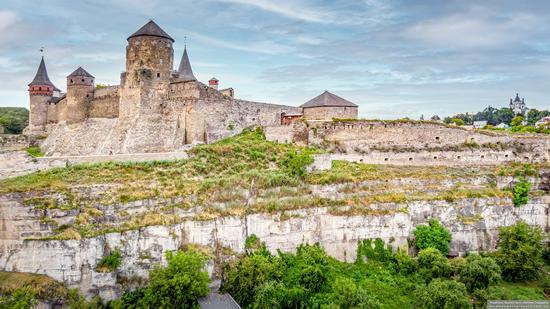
[178,47,196,82]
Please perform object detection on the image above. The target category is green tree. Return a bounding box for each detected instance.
[512,177,531,207]
[0,107,29,134]
[449,118,465,126]
[222,251,283,306]
[413,219,452,255]
[416,279,470,309]
[0,287,37,309]
[511,115,524,127]
[417,248,451,280]
[458,254,501,292]
[139,249,210,308]
[327,277,381,309]
[495,221,545,281]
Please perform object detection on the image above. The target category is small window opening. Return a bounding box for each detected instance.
[157,73,161,78]
[409,157,413,161]
[433,156,438,159]
[81,79,85,82]
[435,136,440,140]
[524,156,529,160]
[70,79,73,83]
[38,87,42,91]
[457,155,461,159]
[504,154,509,158]
[481,155,485,159]
[359,159,364,162]
[384,158,389,161]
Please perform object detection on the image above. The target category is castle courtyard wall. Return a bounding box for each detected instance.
[303,106,358,120]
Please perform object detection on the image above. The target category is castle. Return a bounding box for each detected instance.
[26,20,358,156]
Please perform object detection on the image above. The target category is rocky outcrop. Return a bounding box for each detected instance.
[1,194,548,300]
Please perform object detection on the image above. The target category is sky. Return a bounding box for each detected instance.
[0,0,549,119]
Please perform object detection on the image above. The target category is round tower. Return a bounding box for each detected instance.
[27,56,58,133]
[65,67,94,124]
[124,20,174,88]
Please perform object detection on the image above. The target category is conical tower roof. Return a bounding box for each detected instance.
[128,20,174,42]
[300,91,358,108]
[68,66,94,78]
[178,47,197,82]
[29,56,58,90]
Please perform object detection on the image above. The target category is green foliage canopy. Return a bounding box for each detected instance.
[496,221,545,281]
[458,254,501,292]
[0,107,28,134]
[413,219,452,255]
[416,279,470,309]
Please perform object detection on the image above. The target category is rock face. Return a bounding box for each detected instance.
[1,194,548,300]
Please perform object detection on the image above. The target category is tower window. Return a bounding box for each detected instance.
[39,87,42,91]
[81,79,85,82]
[70,79,73,83]
[157,73,161,78]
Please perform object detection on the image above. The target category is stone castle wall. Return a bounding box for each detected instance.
[88,86,119,118]
[306,120,549,159]
[303,106,358,120]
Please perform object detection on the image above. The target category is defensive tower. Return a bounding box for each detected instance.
[27,56,59,133]
[65,67,94,123]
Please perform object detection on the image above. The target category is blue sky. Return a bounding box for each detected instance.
[1,0,549,119]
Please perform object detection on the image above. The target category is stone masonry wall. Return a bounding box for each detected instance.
[88,86,119,118]
[303,106,358,120]
[0,134,28,151]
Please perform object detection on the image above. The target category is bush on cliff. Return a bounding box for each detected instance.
[495,220,545,281]
[110,248,210,308]
[413,219,452,255]
[512,177,531,207]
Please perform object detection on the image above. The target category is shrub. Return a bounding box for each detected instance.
[495,221,545,281]
[139,249,210,308]
[392,249,417,275]
[512,177,531,207]
[417,248,451,280]
[458,254,501,292]
[413,219,452,255]
[25,146,44,158]
[416,279,470,309]
[252,281,306,309]
[222,251,283,307]
[0,287,37,309]
[327,277,381,309]
[279,149,314,177]
[97,250,122,272]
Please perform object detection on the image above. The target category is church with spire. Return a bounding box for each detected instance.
[26,20,357,155]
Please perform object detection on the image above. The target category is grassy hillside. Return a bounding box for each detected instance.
[1,128,546,240]
[0,107,29,134]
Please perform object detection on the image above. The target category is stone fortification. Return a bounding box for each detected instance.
[24,21,356,156]
[293,120,550,165]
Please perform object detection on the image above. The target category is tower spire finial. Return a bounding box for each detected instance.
[184,36,187,48]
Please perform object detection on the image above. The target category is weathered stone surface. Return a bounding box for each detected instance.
[1,193,548,300]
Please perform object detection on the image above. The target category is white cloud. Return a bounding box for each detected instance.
[0,10,19,32]
[405,7,539,48]
[215,0,334,23]
[189,31,292,55]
